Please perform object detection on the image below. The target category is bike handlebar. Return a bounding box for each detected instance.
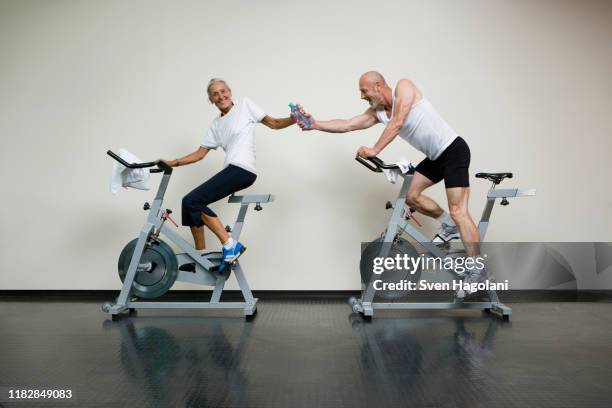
[107,150,170,173]
[355,156,404,172]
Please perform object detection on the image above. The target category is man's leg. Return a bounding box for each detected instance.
[446,187,488,293]
[405,172,444,217]
[445,187,480,256]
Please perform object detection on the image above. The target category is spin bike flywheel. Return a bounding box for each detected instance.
[118,238,178,299]
[360,236,422,301]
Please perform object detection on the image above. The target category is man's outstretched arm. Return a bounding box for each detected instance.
[296,106,379,133]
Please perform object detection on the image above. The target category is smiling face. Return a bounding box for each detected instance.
[359,76,384,109]
[207,80,233,114]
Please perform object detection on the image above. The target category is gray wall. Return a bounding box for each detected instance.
[1,0,611,290]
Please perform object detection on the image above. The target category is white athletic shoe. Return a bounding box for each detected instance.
[455,287,466,300]
[462,267,488,295]
[432,222,460,244]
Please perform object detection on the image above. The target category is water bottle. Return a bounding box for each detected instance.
[289,103,312,129]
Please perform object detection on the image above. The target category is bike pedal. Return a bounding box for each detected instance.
[435,241,451,250]
[178,263,196,273]
[212,261,235,274]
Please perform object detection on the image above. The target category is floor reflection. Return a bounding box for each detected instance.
[103,315,253,407]
[350,312,508,407]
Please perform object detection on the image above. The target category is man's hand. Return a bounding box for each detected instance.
[293,104,317,131]
[356,146,379,159]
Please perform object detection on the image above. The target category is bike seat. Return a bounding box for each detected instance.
[475,172,513,184]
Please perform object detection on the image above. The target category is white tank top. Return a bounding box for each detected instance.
[376,90,458,160]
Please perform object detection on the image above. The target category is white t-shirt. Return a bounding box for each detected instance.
[201,97,266,174]
[376,90,458,160]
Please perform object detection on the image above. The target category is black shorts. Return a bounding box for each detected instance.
[414,136,471,188]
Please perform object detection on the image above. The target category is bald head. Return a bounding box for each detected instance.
[359,71,391,109]
[359,71,387,87]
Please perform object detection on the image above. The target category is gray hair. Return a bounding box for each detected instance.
[206,78,230,100]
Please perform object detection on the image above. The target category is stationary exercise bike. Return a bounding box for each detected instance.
[102,150,272,319]
[349,156,535,319]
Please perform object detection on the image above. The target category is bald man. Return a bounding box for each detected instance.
[298,71,484,283]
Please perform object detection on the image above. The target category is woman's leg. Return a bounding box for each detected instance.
[201,213,230,244]
[189,226,206,250]
[187,218,226,251]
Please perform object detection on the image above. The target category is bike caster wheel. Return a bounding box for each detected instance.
[348,296,363,314]
[101,302,113,313]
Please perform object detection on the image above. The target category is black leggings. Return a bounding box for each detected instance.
[181,165,257,227]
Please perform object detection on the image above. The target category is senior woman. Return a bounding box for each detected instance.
[163,78,294,270]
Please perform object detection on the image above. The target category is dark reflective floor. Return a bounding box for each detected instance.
[0,300,611,407]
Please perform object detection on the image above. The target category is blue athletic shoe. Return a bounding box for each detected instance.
[218,242,246,272]
[222,242,246,264]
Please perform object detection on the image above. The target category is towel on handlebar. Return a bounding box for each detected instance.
[383,157,413,184]
[110,148,150,194]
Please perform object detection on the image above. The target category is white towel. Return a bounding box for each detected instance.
[382,157,413,184]
[110,148,151,194]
